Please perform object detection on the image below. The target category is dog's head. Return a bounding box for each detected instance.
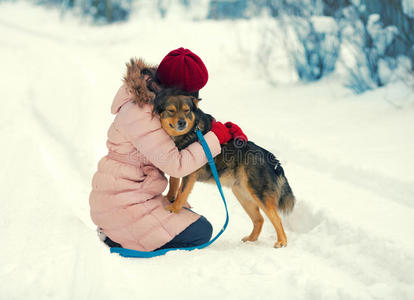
[153,89,201,137]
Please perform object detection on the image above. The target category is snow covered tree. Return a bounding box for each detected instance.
[207,0,248,19]
[58,0,131,23]
[282,14,341,81]
[262,0,341,82]
[340,0,413,93]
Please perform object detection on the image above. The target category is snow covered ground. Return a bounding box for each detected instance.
[1,2,413,300]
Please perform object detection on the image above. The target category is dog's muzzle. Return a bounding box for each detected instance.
[177,119,187,131]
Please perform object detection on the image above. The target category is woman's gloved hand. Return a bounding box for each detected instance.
[224,122,248,142]
[211,119,232,144]
[211,120,248,144]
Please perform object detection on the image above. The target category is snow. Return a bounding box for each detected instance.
[402,0,414,18]
[1,2,414,300]
[367,14,398,56]
[310,16,338,33]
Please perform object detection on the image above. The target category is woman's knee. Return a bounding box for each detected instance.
[155,215,214,250]
[193,216,213,244]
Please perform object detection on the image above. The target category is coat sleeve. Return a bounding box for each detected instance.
[115,101,221,178]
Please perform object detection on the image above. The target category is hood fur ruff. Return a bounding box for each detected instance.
[124,58,158,104]
[111,58,158,114]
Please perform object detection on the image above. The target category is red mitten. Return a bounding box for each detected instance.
[211,119,232,144]
[224,122,248,142]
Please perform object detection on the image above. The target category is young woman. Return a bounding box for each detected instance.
[89,48,246,252]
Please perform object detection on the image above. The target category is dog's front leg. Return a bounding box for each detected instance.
[166,172,198,213]
[166,177,180,203]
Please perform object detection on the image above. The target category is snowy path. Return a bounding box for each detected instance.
[1,3,413,300]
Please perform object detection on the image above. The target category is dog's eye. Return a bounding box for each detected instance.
[183,109,190,113]
[167,109,175,113]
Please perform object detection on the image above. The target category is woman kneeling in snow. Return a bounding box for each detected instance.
[89,48,245,252]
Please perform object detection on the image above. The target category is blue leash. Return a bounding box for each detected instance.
[110,129,229,258]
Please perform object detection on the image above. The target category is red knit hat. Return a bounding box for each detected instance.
[157,47,209,92]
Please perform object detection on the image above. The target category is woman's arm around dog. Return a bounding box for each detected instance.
[112,85,222,178]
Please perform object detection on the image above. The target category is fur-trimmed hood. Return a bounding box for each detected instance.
[111,58,157,114]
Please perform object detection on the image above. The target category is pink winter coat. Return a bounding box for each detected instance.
[89,60,221,251]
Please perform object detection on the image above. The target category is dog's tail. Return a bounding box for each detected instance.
[270,155,295,214]
[276,170,295,214]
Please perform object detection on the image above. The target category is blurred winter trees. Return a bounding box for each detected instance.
[339,0,414,93]
[249,0,413,92]
[16,0,414,93]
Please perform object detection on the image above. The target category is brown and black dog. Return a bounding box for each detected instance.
[153,88,295,248]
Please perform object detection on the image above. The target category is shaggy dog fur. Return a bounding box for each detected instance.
[153,89,296,248]
[123,58,295,248]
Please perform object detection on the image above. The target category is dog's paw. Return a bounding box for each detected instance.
[274,240,287,248]
[242,235,258,242]
[165,204,181,214]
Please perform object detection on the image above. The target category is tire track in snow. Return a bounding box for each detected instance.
[283,165,414,299]
[30,103,90,178]
[269,132,414,209]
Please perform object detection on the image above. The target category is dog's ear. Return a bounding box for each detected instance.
[191,97,201,109]
[152,94,165,115]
